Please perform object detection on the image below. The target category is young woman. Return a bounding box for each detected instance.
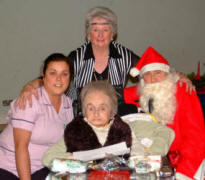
[0,53,73,180]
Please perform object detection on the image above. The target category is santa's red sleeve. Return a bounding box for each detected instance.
[168,82,205,179]
[123,86,140,107]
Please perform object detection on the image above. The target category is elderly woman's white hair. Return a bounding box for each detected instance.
[85,6,118,39]
[80,80,118,116]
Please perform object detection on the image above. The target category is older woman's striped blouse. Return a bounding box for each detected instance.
[66,41,139,100]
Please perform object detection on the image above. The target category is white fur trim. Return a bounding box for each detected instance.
[140,63,169,76]
[130,67,139,77]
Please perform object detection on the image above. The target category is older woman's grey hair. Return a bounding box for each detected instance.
[85,6,118,38]
[80,81,118,116]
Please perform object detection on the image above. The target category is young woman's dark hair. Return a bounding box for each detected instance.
[42,53,70,75]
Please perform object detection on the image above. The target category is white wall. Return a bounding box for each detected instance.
[0,0,205,104]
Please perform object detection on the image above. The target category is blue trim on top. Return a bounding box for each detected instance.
[0,145,15,153]
[43,104,52,106]
[11,118,35,125]
[64,105,70,109]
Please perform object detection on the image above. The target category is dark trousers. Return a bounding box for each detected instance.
[0,167,50,180]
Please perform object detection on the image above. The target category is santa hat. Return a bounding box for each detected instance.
[130,46,170,77]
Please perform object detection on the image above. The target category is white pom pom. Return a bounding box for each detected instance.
[130,67,139,77]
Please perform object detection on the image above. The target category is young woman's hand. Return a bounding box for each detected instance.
[177,72,195,94]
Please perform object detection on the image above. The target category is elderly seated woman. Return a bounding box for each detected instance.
[42,80,174,168]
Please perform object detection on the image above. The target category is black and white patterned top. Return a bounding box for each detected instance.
[66,41,140,101]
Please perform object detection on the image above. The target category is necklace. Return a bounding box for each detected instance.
[94,56,109,74]
[95,59,105,62]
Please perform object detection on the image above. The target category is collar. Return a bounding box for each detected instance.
[39,86,71,110]
[39,86,52,106]
[84,117,114,130]
[84,41,122,61]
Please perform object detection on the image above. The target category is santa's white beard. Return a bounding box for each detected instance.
[139,73,177,125]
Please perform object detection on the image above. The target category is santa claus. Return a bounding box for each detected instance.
[126,46,205,180]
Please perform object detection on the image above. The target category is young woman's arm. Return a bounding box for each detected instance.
[14,128,32,180]
[176,71,195,93]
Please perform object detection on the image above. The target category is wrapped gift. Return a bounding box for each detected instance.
[128,155,162,172]
[51,159,88,174]
[88,170,130,180]
[90,154,127,172]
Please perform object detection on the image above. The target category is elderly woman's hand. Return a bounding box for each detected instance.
[177,72,195,94]
[15,78,43,109]
[59,155,74,161]
[68,154,74,160]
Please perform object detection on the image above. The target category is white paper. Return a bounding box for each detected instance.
[73,142,130,162]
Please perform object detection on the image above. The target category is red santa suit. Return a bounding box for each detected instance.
[123,86,139,107]
[126,46,205,179]
[124,81,205,179]
[167,82,205,178]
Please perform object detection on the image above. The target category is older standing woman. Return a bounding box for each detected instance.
[42,81,174,168]
[0,53,73,180]
[16,6,193,116]
[67,6,140,115]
